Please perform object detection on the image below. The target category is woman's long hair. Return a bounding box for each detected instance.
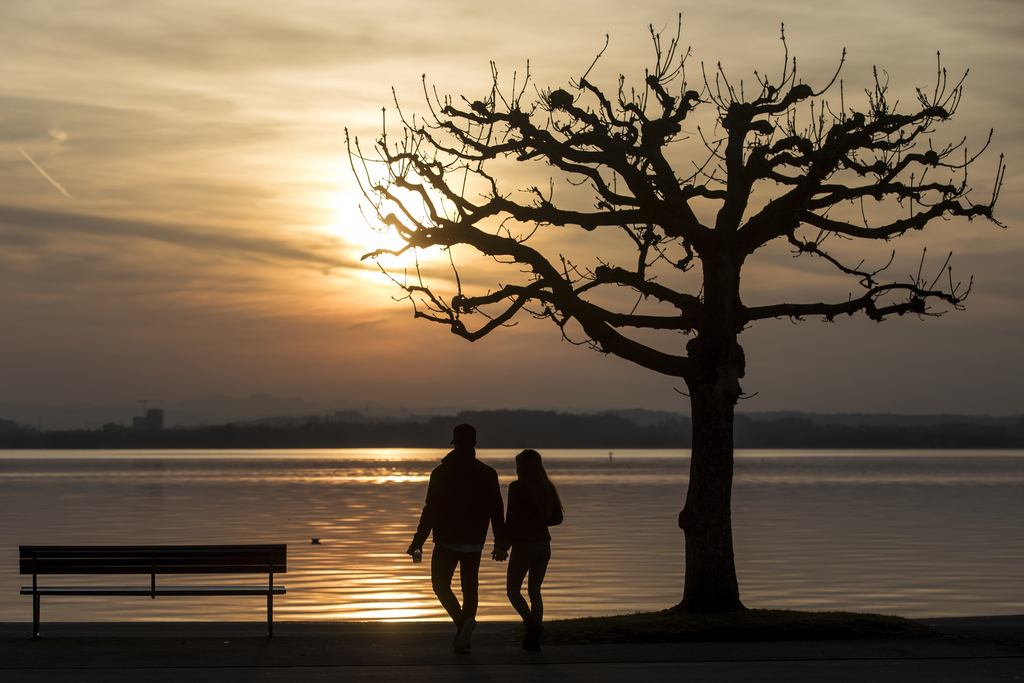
[515,449,563,518]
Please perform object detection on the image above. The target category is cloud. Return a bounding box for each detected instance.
[0,2,484,76]
[0,204,353,272]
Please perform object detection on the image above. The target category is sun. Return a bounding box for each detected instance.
[323,189,437,273]
[326,191,397,258]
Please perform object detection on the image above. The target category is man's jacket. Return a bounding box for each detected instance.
[412,446,506,548]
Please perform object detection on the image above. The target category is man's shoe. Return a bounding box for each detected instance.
[454,617,475,654]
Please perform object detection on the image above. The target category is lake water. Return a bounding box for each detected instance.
[1,449,1022,623]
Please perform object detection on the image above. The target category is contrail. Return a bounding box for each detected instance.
[17,147,73,199]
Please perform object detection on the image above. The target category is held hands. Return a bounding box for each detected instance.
[491,547,508,562]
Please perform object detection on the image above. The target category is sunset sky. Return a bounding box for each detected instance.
[1,0,1022,420]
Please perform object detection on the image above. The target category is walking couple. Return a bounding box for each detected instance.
[407,423,563,653]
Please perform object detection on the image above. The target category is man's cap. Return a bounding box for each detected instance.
[451,423,477,444]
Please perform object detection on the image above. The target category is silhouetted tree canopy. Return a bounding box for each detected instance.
[349,18,1005,611]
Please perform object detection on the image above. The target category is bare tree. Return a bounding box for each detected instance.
[348,20,1004,611]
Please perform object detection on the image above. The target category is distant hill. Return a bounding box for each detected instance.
[0,395,446,431]
[0,409,690,450]
[733,413,1024,448]
[1,407,1023,449]
[740,411,1023,428]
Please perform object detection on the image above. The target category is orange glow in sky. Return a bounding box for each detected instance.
[1,0,1021,419]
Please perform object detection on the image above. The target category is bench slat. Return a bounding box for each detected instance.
[21,548,281,552]
[20,545,286,575]
[21,585,286,596]
[21,564,286,575]
[21,555,287,565]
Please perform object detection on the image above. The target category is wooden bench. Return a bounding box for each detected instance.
[20,544,286,637]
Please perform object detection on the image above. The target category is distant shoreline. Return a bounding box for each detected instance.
[3,409,1024,450]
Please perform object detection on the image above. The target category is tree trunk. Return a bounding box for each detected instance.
[677,372,744,611]
[675,246,746,611]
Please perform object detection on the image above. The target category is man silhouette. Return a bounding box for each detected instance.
[408,423,506,654]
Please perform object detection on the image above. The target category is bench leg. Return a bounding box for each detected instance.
[32,594,40,638]
[267,594,273,637]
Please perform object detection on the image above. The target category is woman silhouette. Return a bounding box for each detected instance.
[502,449,563,651]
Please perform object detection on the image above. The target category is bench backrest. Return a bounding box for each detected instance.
[19,545,287,575]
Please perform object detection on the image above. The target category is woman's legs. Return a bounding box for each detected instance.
[505,544,533,622]
[525,544,550,623]
[506,542,551,623]
[507,542,551,651]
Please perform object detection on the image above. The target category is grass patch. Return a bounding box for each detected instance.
[530,609,941,645]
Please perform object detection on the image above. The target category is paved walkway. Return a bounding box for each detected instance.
[1,616,1021,682]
